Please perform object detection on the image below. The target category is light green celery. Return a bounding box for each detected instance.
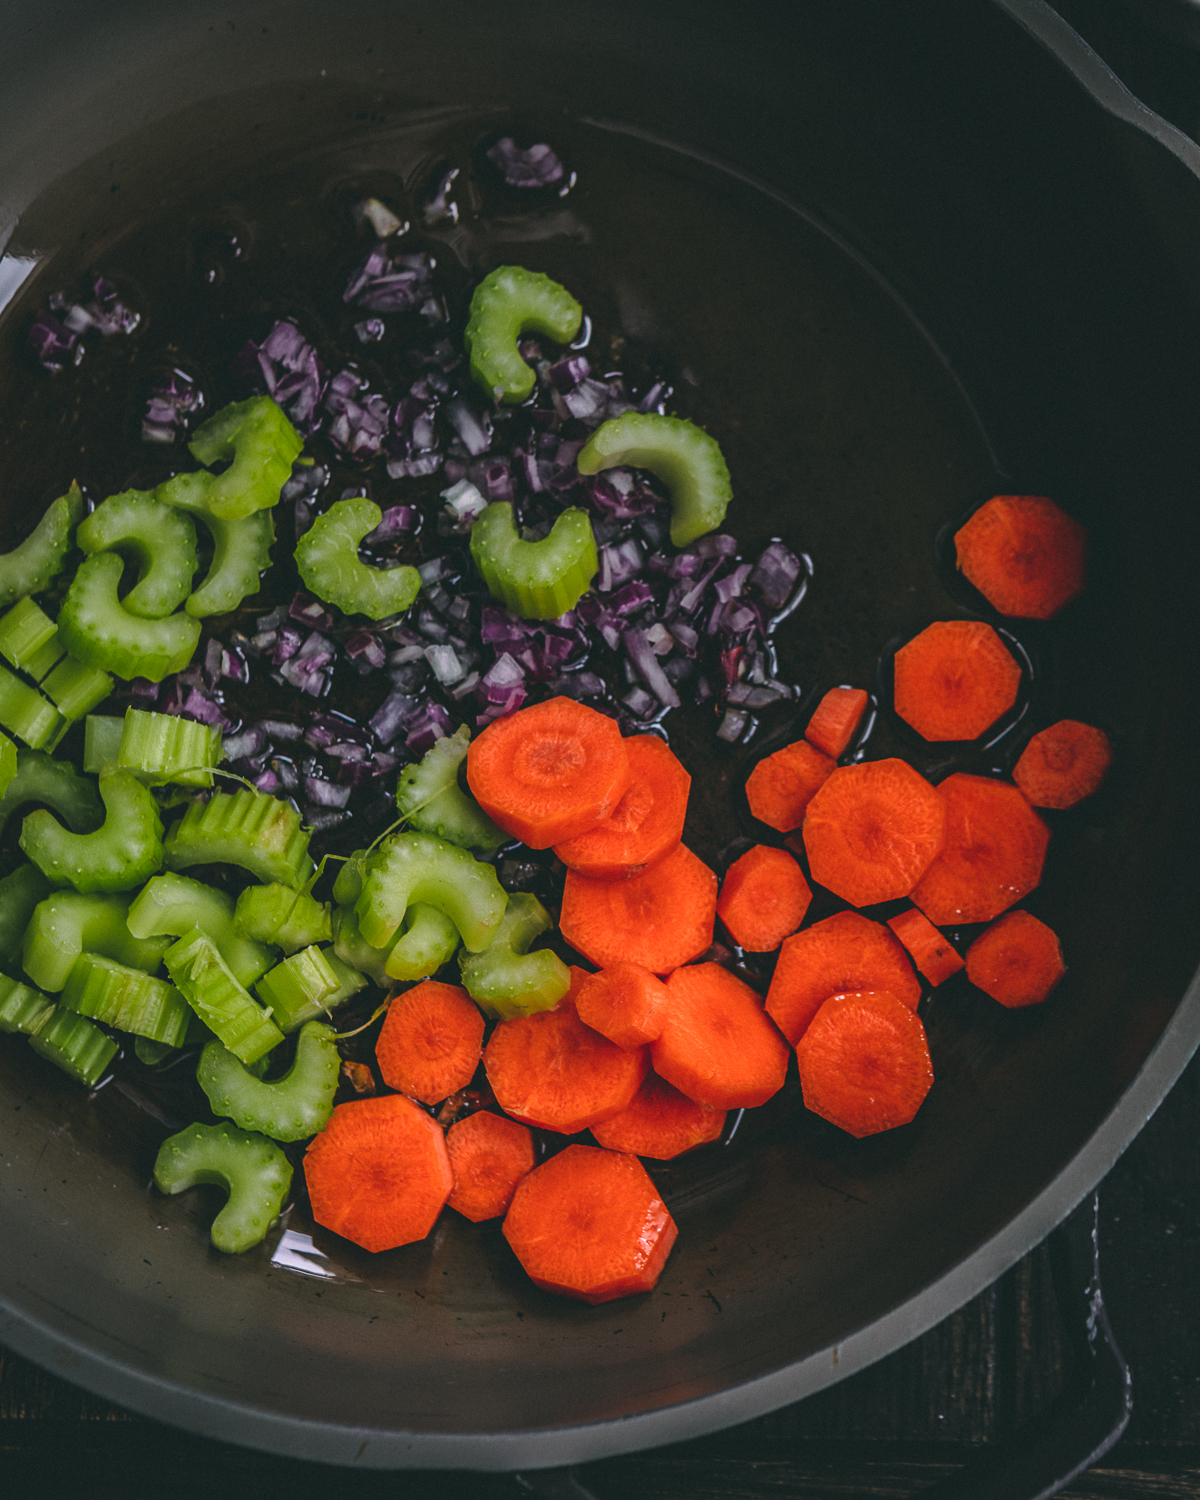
[127,872,276,989]
[331,902,392,985]
[41,655,113,721]
[25,630,67,682]
[135,1036,178,1066]
[155,470,275,617]
[384,903,460,982]
[0,864,52,972]
[164,928,283,1065]
[470,502,597,621]
[0,482,84,608]
[118,708,221,788]
[0,750,103,840]
[164,788,314,889]
[20,767,164,893]
[76,489,198,619]
[29,1007,118,1087]
[458,893,570,1019]
[254,944,366,1032]
[356,831,507,952]
[187,397,303,522]
[23,890,171,993]
[153,1121,292,1253]
[0,597,58,672]
[57,552,201,682]
[234,884,331,954]
[0,663,66,749]
[395,724,505,849]
[0,732,15,797]
[331,849,366,907]
[464,266,582,404]
[294,497,420,620]
[84,716,124,773]
[0,974,55,1035]
[198,1021,339,1141]
[62,953,190,1045]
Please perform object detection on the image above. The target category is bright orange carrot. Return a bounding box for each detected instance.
[745,738,835,832]
[465,696,631,848]
[965,909,1065,1008]
[716,845,811,952]
[304,1094,454,1252]
[955,494,1086,620]
[591,1071,726,1159]
[893,620,1021,742]
[559,842,717,974]
[374,980,485,1106]
[887,907,964,986]
[445,1110,536,1222]
[575,962,669,1049]
[806,686,869,760]
[652,962,789,1109]
[795,990,934,1138]
[1014,720,1113,809]
[801,758,945,907]
[502,1143,678,1304]
[554,734,690,879]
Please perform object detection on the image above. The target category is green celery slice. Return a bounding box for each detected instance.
[0,597,58,671]
[254,944,366,1032]
[458,892,570,1019]
[0,864,53,974]
[57,552,202,682]
[234,884,331,954]
[153,1121,292,1253]
[118,708,221,788]
[469,503,597,621]
[83,715,124,773]
[0,974,56,1035]
[23,890,171,993]
[0,749,103,839]
[29,1006,118,1087]
[395,724,506,850]
[62,953,191,1045]
[41,655,113,721]
[331,849,366,907]
[330,903,392,985]
[20,767,164,894]
[464,266,582,404]
[187,396,303,522]
[0,732,16,798]
[0,482,84,609]
[0,663,66,749]
[356,831,507,953]
[164,928,283,1065]
[76,489,198,619]
[155,470,275,618]
[294,497,420,620]
[25,631,67,683]
[127,872,276,989]
[383,903,460,982]
[198,1020,340,1141]
[164,788,314,889]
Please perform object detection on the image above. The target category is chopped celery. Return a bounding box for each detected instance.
[58,552,202,682]
[356,830,507,952]
[153,1121,292,1253]
[62,953,191,1046]
[234,883,331,954]
[0,663,66,749]
[83,715,124,773]
[464,266,582,404]
[331,902,392,985]
[384,902,460,981]
[134,1036,178,1066]
[0,864,52,972]
[254,944,366,1031]
[118,708,221,788]
[164,928,284,1065]
[331,849,366,907]
[198,1021,340,1141]
[155,469,276,618]
[187,396,303,522]
[458,892,570,1019]
[0,596,58,672]
[127,873,276,989]
[469,502,597,620]
[23,890,171,992]
[25,630,67,683]
[395,725,506,850]
[20,767,164,894]
[40,655,113,721]
[0,749,103,839]
[0,974,55,1035]
[0,732,15,797]
[29,1007,119,1087]
[76,489,198,619]
[164,788,314,889]
[0,482,83,608]
[294,497,421,620]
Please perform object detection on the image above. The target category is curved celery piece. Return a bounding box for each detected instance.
[0,974,55,1035]
[76,490,198,620]
[164,928,283,1065]
[0,732,16,797]
[128,873,276,989]
[464,266,582,404]
[0,597,58,673]
[356,830,507,953]
[295,497,420,620]
[383,903,460,982]
[153,1121,292,1254]
[470,502,597,621]
[331,849,367,907]
[396,724,506,851]
[62,953,190,1046]
[0,663,66,749]
[118,708,221,788]
[23,890,170,993]
[255,945,366,1031]
[156,470,275,618]
[458,893,570,1019]
[199,1021,340,1142]
[0,482,83,609]
[84,715,124,773]
[577,412,732,549]
[0,864,52,971]
[0,750,103,840]
[29,1006,118,1087]
[164,788,314,890]
[331,902,391,985]
[20,767,164,894]
[41,655,113,721]
[234,884,331,954]
[58,553,201,683]
[187,396,303,522]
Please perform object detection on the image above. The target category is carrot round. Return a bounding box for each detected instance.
[554,734,690,879]
[911,773,1049,926]
[745,738,835,832]
[575,962,669,1049]
[374,979,485,1105]
[445,1110,535,1222]
[592,1071,726,1159]
[955,494,1086,620]
[801,758,946,907]
[765,910,920,1044]
[652,962,789,1109]
[502,1143,678,1304]
[886,907,964,987]
[304,1094,454,1252]
[1014,720,1113,809]
[796,990,934,1138]
[560,841,717,973]
[965,909,1065,1008]
[465,696,631,848]
[806,686,869,760]
[716,844,811,952]
[893,620,1021,742]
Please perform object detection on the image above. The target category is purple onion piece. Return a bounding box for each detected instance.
[547,354,591,393]
[714,562,753,604]
[181,689,234,730]
[716,708,750,743]
[28,312,82,373]
[596,538,644,594]
[405,701,453,757]
[480,652,527,703]
[477,685,527,726]
[345,631,387,670]
[367,505,418,541]
[750,539,805,612]
[623,628,681,709]
[303,776,353,809]
[289,593,336,633]
[690,534,739,561]
[222,726,268,762]
[446,398,491,456]
[486,137,566,189]
[259,719,304,741]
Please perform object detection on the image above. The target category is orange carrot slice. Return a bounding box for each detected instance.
[805,686,869,760]
[716,844,812,952]
[1014,720,1113,809]
[554,734,690,878]
[886,907,964,986]
[446,1110,535,1221]
[591,1071,726,1159]
[965,909,1065,1007]
[893,620,1021,742]
[652,962,789,1109]
[575,962,669,1049]
[796,990,934,1138]
[374,979,485,1105]
[745,739,835,832]
[955,494,1086,620]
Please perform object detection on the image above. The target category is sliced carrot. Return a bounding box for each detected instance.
[745,738,835,832]
[716,845,811,952]
[465,696,631,848]
[374,980,485,1106]
[652,962,789,1109]
[575,962,669,1049]
[1014,720,1113,809]
[591,1071,726,1159]
[911,773,1049,925]
[445,1110,536,1222]
[806,686,869,760]
[965,909,1065,1008]
[304,1094,453,1252]
[502,1143,678,1304]
[554,734,690,878]
[955,494,1086,620]
[796,990,934,1138]
[559,841,717,974]
[886,907,964,986]
[801,758,946,907]
[765,910,920,1044]
[893,620,1021,742]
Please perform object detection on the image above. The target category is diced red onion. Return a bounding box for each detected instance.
[142,368,202,443]
[424,643,465,685]
[345,631,386,670]
[289,593,336,632]
[637,380,670,413]
[367,505,417,541]
[259,719,303,741]
[446,398,491,457]
[279,632,335,696]
[219,647,250,685]
[547,355,590,393]
[352,198,407,238]
[609,580,655,617]
[724,602,760,636]
[585,468,659,521]
[221,726,268,762]
[405,701,452,756]
[716,708,749,743]
[477,685,526,725]
[370,692,417,745]
[326,742,369,763]
[27,312,82,373]
[750,539,806,612]
[645,623,673,656]
[486,137,566,188]
[202,637,223,688]
[691,534,739,561]
[303,776,353,809]
[621,686,658,718]
[355,318,385,344]
[387,453,443,480]
[181,689,234,730]
[623,628,681,709]
[325,368,390,458]
[480,652,526,701]
[597,539,643,593]
[720,646,744,689]
[305,808,351,832]
[272,626,304,665]
[727,683,785,708]
[253,769,281,794]
[344,247,434,312]
[233,320,327,435]
[714,562,753,604]
[450,670,481,701]
[671,622,699,656]
[479,459,514,504]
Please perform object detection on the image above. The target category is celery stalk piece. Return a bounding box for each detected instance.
[331,903,392,985]
[395,724,506,850]
[164,928,283,1065]
[0,732,16,798]
[134,1036,178,1066]
[117,707,221,788]
[234,883,331,955]
[20,767,164,894]
[0,596,58,672]
[83,715,125,773]
[0,482,84,609]
[469,502,597,621]
[331,849,366,907]
[199,1021,340,1141]
[25,630,67,682]
[254,944,366,1031]
[187,396,303,522]
[23,890,171,993]
[57,553,202,682]
[29,1006,118,1087]
[153,1121,292,1253]
[0,864,52,973]
[383,903,460,982]
[356,831,507,953]
[127,872,276,989]
[164,788,314,890]
[41,655,113,721]
[464,266,582,404]
[0,663,66,749]
[294,497,421,620]
[458,892,570,1019]
[62,953,191,1046]
[0,750,103,840]
[76,489,199,619]
[0,974,56,1035]
[577,411,732,548]
[155,470,276,618]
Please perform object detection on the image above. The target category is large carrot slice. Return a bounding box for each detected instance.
[965,909,1065,1007]
[796,990,934,1138]
[554,734,690,879]
[801,758,946,907]
[745,739,835,832]
[1014,720,1113,809]
[652,962,789,1109]
[955,494,1086,620]
[765,910,920,1044]
[910,773,1049,925]
[559,842,717,973]
[886,907,964,986]
[304,1094,453,1252]
[465,696,631,848]
[591,1071,726,1159]
[575,962,669,1049]
[893,620,1021,742]
[502,1143,678,1304]
[374,979,484,1105]
[805,686,869,760]
[716,844,811,952]
[446,1110,535,1221]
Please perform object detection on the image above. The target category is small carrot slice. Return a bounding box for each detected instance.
[965,909,1065,1008]
[554,734,690,879]
[911,773,1049,926]
[802,758,946,907]
[1014,720,1113,809]
[445,1110,535,1221]
[502,1143,678,1304]
[465,696,631,848]
[955,494,1086,620]
[806,687,869,760]
[652,962,789,1109]
[745,739,835,832]
[575,962,669,1049]
[592,1071,726,1159]
[893,621,1021,742]
[560,842,717,974]
[304,1094,453,1252]
[765,910,920,1045]
[716,845,811,952]
[374,980,485,1105]
[887,907,964,986]
[796,990,934,1138]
